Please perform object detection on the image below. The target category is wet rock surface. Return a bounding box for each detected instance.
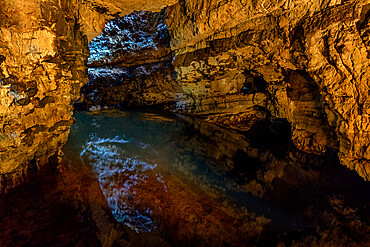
[175,114,370,246]
[0,2,370,247]
[0,153,170,247]
[0,0,179,192]
[0,108,368,246]
[88,10,171,67]
[81,60,181,109]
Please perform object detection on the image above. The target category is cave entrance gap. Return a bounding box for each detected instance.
[75,9,176,111]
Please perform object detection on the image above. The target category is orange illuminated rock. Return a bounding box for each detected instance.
[1,0,370,189]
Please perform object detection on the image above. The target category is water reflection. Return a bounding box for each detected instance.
[64,111,180,232]
[80,134,162,232]
[61,110,370,246]
[0,157,126,247]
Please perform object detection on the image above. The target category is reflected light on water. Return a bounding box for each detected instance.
[79,133,167,232]
[61,110,370,246]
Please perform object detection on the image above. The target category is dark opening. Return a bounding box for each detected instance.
[241,71,268,95]
[246,118,292,159]
[232,149,261,180]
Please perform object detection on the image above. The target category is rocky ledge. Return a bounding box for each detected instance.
[82,0,370,181]
[79,10,182,109]
[166,0,370,181]
[0,0,370,193]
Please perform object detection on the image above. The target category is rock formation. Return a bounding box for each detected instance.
[0,0,89,193]
[166,0,370,181]
[80,10,182,109]
[0,0,176,193]
[1,0,370,194]
[173,115,370,246]
[81,0,370,181]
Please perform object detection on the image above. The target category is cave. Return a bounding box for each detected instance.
[0,1,370,246]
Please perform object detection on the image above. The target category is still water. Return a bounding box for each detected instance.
[61,110,370,246]
[62,110,277,238]
[0,110,369,246]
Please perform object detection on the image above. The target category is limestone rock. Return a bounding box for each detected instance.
[80,10,182,109]
[84,0,178,20]
[165,0,370,180]
[81,0,370,180]
[82,62,181,108]
[1,0,370,187]
[88,10,172,67]
[0,0,89,192]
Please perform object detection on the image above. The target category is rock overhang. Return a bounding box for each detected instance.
[0,0,370,194]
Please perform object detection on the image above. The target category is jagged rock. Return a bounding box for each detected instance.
[0,0,90,192]
[0,0,178,193]
[82,62,181,108]
[166,0,370,180]
[88,10,172,67]
[80,10,182,109]
[1,0,370,192]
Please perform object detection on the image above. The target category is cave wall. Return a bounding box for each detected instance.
[0,0,370,190]
[0,0,90,192]
[165,0,370,180]
[0,0,178,193]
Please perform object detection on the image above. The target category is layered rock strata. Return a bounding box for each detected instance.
[1,0,370,189]
[166,0,370,180]
[174,115,370,246]
[80,10,182,109]
[82,0,370,180]
[0,0,177,193]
